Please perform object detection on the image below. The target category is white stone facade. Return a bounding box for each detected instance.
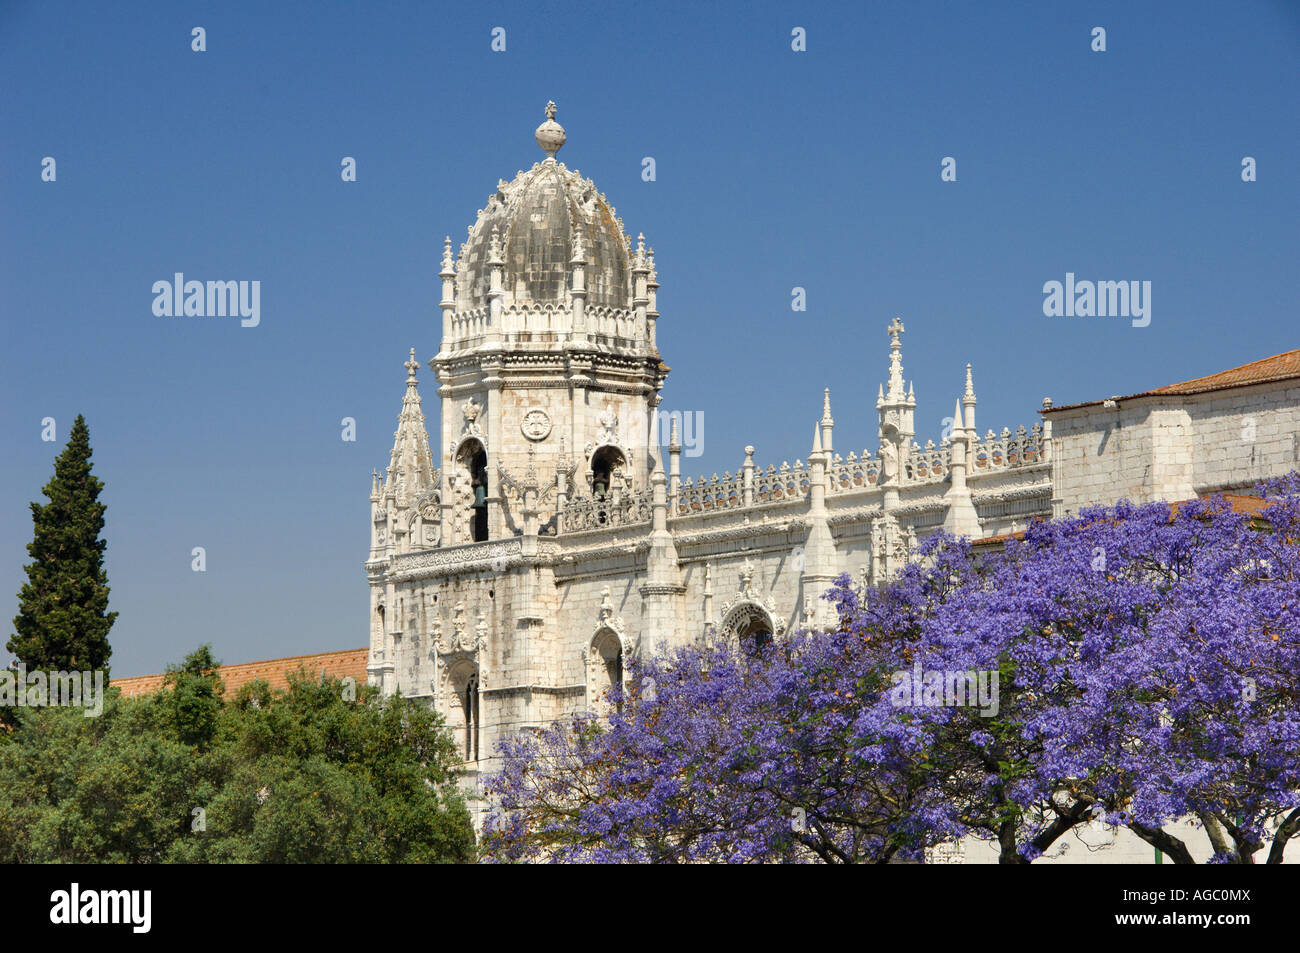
[1047,381,1300,517]
[363,106,1299,857]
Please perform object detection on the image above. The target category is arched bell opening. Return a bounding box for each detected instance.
[456,438,489,542]
[590,445,627,500]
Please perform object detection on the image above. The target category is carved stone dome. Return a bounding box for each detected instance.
[455,103,634,312]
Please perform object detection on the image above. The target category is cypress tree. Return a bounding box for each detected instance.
[9,414,116,672]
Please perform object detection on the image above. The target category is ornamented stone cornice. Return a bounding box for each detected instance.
[971,481,1053,503]
[389,538,522,579]
[639,583,686,596]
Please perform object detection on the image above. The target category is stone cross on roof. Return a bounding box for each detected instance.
[887,316,905,348]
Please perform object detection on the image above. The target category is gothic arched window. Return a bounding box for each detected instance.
[463,673,480,762]
[588,630,624,713]
[737,616,774,657]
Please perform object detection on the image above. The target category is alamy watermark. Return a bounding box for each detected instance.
[1,665,106,717]
[889,662,999,716]
[152,274,260,327]
[1042,273,1150,328]
[624,408,705,457]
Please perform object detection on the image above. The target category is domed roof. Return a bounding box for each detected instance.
[456,104,634,312]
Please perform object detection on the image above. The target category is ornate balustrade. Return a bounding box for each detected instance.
[556,423,1047,530]
[969,424,1045,472]
[827,452,881,492]
[444,304,641,350]
[559,491,652,533]
[676,471,745,513]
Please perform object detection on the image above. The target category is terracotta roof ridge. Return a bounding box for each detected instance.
[1042,346,1300,414]
[112,647,368,686]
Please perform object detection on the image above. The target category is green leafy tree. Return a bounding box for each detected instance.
[163,644,224,748]
[9,414,116,673]
[0,648,477,864]
[168,673,476,863]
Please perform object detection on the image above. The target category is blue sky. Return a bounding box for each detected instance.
[2,0,1297,676]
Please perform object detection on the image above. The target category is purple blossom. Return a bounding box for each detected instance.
[483,476,1300,864]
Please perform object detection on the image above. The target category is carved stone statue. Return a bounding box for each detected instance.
[880,441,898,482]
[462,397,483,438]
[598,409,618,444]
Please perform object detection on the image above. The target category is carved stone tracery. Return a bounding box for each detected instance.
[716,557,786,647]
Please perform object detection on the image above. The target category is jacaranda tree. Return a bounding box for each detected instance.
[484,474,1300,863]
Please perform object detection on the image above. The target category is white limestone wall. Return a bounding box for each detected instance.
[1049,403,1168,514]
[1049,381,1300,515]
[1184,381,1300,492]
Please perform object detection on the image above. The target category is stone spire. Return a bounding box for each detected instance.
[439,236,456,349]
[801,410,838,630]
[820,388,834,455]
[632,233,650,344]
[962,362,977,438]
[569,224,588,343]
[646,247,660,352]
[943,369,982,538]
[535,101,566,160]
[877,319,916,500]
[386,348,436,510]
[486,225,505,342]
[885,317,907,402]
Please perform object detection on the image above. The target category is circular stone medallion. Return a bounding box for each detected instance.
[521,408,552,441]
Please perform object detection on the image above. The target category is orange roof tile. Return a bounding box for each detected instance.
[969,494,1274,552]
[1042,348,1300,414]
[970,530,1027,547]
[112,647,369,699]
[1174,493,1277,518]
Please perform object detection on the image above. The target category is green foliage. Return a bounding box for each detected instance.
[8,414,116,673]
[0,651,476,863]
[162,645,224,748]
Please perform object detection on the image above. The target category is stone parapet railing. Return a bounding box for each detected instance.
[559,492,652,534]
[444,304,641,351]
[556,424,1048,529]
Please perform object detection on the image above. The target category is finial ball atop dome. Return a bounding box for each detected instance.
[535,101,566,159]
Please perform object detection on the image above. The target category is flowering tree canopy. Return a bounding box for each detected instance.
[484,475,1300,864]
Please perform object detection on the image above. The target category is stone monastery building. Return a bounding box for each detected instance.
[362,104,1300,827]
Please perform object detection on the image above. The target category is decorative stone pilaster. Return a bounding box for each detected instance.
[439,236,456,350]
[483,361,503,538]
[943,367,982,538]
[569,227,587,344]
[486,226,505,344]
[668,416,682,514]
[632,233,649,346]
[639,447,685,652]
[870,512,916,586]
[742,445,755,508]
[820,388,834,456]
[646,248,659,352]
[800,424,839,630]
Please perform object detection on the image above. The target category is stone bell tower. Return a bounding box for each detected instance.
[431,102,668,544]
